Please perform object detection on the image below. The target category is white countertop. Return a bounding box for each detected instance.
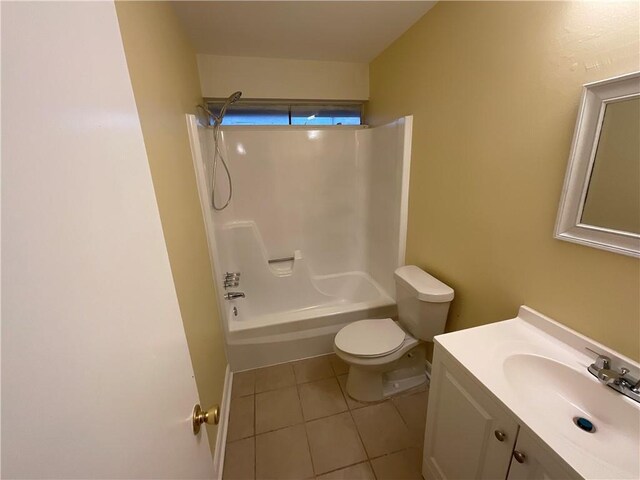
[434,306,640,480]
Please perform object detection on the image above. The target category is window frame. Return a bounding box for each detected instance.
[204,98,365,126]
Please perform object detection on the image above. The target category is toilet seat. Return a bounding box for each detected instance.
[334,318,406,358]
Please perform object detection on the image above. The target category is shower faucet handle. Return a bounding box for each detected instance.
[224,272,241,289]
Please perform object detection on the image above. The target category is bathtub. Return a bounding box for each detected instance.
[229,271,393,332]
[226,297,396,371]
[218,222,397,370]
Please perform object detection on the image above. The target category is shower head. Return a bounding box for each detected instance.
[214,91,243,126]
[228,91,242,103]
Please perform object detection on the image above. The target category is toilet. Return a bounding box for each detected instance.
[333,265,454,402]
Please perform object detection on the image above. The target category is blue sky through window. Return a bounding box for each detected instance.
[208,102,362,126]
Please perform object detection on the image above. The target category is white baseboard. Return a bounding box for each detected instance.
[212,365,232,480]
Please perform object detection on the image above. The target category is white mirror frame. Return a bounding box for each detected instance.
[555,71,640,258]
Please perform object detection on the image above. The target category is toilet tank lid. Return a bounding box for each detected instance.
[394,265,454,302]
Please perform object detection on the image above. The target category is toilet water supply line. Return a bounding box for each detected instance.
[196,91,242,211]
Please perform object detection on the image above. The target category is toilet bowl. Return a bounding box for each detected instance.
[333,266,454,402]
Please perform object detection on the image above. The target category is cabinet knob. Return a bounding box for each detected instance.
[513,450,526,464]
[494,430,506,442]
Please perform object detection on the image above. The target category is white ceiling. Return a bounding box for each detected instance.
[171,1,436,63]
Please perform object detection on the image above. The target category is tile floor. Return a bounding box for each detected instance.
[223,354,429,480]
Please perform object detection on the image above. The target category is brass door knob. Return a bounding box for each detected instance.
[513,450,526,464]
[494,430,506,442]
[192,404,220,435]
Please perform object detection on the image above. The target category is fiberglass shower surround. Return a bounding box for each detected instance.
[188,117,412,370]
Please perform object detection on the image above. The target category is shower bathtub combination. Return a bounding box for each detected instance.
[187,116,412,371]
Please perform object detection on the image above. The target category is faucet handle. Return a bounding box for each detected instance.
[585,347,611,369]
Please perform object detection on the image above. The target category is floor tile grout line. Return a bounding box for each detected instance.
[254,378,349,427]
[294,357,337,385]
[391,388,429,448]
[296,382,317,477]
[240,356,349,391]
[246,354,345,386]
[252,403,356,438]
[303,402,349,424]
[314,459,372,478]
[254,373,337,394]
[298,376,348,422]
[340,380,374,463]
[369,445,418,461]
[301,370,368,478]
[226,432,255,444]
[226,394,256,444]
[347,407,370,458]
[369,446,425,479]
[390,395,411,429]
[252,435,256,480]
[368,460,377,480]
[348,398,423,467]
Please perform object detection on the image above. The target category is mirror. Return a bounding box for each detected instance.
[581,97,640,233]
[555,72,640,257]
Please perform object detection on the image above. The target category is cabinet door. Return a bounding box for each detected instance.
[423,346,519,480]
[507,427,579,480]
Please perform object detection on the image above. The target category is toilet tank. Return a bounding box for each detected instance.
[394,266,454,341]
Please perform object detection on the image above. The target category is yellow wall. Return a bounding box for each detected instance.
[198,54,369,100]
[368,1,640,360]
[115,1,227,455]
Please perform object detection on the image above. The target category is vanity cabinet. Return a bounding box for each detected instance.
[423,348,519,480]
[423,345,579,480]
[506,427,576,480]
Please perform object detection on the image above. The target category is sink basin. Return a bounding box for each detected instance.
[504,353,640,476]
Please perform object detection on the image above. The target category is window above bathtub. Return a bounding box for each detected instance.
[204,99,364,126]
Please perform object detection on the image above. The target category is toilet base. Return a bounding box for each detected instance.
[345,345,427,402]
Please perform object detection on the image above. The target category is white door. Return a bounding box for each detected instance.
[1,2,214,478]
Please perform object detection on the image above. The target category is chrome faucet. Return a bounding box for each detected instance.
[223,272,241,290]
[586,348,640,403]
[224,279,240,289]
[224,291,245,300]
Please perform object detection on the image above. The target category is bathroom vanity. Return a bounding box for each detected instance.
[423,306,640,480]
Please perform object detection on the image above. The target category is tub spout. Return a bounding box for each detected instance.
[224,292,245,300]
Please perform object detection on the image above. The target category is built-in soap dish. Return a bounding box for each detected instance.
[267,249,301,275]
